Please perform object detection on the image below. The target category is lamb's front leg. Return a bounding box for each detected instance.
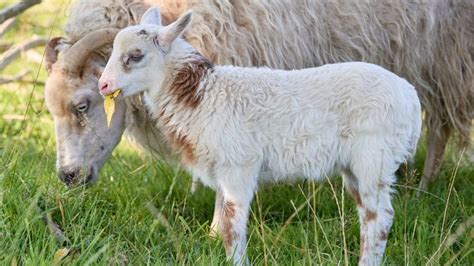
[209,189,224,237]
[216,166,258,265]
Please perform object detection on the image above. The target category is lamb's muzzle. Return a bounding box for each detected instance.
[98,79,117,96]
[100,7,422,265]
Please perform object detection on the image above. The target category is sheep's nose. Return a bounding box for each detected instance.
[58,170,78,186]
[58,168,95,187]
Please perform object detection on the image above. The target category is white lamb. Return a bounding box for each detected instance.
[99,8,422,265]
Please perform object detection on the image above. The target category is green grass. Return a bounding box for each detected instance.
[1,0,473,265]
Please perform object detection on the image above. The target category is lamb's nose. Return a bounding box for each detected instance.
[98,80,109,93]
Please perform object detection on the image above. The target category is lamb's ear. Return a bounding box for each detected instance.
[161,11,192,45]
[140,7,162,25]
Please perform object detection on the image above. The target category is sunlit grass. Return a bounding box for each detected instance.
[1,0,473,264]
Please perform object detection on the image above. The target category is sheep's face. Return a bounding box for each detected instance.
[44,31,126,187]
[99,7,193,98]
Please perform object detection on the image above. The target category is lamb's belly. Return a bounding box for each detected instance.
[258,164,330,184]
[259,148,340,184]
[187,164,219,190]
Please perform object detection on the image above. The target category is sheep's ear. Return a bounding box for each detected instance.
[44,37,63,74]
[140,7,162,25]
[161,11,192,45]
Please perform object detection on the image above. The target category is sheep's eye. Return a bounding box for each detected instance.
[129,54,144,63]
[76,102,88,113]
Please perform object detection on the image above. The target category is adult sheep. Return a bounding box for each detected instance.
[44,0,472,194]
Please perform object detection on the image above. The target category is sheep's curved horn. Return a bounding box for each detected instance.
[61,28,119,75]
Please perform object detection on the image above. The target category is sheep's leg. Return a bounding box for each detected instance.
[209,189,224,237]
[345,152,396,265]
[417,124,451,197]
[216,167,258,265]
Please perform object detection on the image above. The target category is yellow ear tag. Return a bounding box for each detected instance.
[103,89,122,128]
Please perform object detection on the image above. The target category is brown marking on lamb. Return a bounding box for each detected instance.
[176,137,195,164]
[158,109,189,158]
[165,127,195,164]
[365,210,377,222]
[222,201,236,251]
[348,187,362,207]
[160,112,173,126]
[167,53,213,108]
[154,105,194,164]
[380,231,388,241]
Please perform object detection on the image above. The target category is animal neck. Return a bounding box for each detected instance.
[150,50,214,111]
[123,94,179,163]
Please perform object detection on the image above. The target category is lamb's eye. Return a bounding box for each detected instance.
[76,102,88,113]
[129,54,144,63]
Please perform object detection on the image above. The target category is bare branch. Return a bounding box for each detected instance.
[0,37,47,71]
[0,0,42,24]
[0,17,16,37]
[0,42,13,53]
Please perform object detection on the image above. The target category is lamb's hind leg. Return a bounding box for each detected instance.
[417,123,452,197]
[343,170,367,258]
[345,156,396,265]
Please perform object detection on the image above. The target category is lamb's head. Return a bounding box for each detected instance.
[44,29,127,187]
[99,7,193,97]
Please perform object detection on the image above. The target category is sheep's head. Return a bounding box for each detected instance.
[99,7,193,98]
[44,28,127,187]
